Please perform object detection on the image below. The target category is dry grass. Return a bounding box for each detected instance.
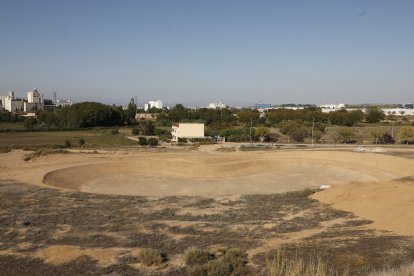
[368,262,414,276]
[22,149,69,161]
[185,246,212,266]
[264,249,341,276]
[138,248,165,266]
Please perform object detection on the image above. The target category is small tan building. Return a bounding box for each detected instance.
[171,123,205,142]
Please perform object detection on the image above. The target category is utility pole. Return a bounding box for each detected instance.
[250,117,253,147]
[311,117,315,148]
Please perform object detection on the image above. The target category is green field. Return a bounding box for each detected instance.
[0,128,137,147]
[0,122,25,130]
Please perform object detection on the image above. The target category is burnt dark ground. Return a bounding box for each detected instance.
[0,181,414,275]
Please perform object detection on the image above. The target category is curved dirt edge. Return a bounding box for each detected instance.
[41,151,414,197]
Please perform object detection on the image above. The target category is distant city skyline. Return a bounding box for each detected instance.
[1,0,413,105]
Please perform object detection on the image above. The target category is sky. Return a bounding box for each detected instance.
[0,0,413,106]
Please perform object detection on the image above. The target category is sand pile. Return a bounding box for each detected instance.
[312,179,414,236]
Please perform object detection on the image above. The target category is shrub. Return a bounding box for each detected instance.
[337,128,354,144]
[0,146,11,154]
[23,117,37,130]
[178,137,187,143]
[22,149,69,161]
[290,126,308,142]
[159,136,170,143]
[138,136,147,146]
[206,259,231,276]
[132,127,140,136]
[64,139,71,148]
[368,261,414,276]
[79,138,86,147]
[300,187,315,197]
[185,247,213,266]
[187,265,208,276]
[138,248,164,266]
[265,249,335,276]
[398,126,414,144]
[220,248,248,274]
[154,128,169,136]
[147,137,159,147]
[111,128,119,135]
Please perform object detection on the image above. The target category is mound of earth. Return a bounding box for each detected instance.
[312,178,414,236]
[42,151,413,197]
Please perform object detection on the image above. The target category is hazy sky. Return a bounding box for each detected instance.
[1,0,413,106]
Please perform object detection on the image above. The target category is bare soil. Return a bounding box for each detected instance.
[1,148,414,274]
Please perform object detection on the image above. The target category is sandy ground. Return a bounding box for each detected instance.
[0,149,410,195]
[1,147,414,274]
[1,148,414,236]
[312,179,414,236]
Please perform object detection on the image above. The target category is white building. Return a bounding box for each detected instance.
[382,108,414,116]
[1,89,45,113]
[25,89,44,112]
[0,91,24,112]
[144,100,163,111]
[55,99,73,108]
[318,103,346,109]
[208,101,226,109]
[171,123,205,142]
[27,89,43,104]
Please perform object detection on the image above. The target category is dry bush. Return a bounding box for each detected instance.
[22,149,69,161]
[206,259,231,276]
[186,247,248,275]
[368,262,414,276]
[0,146,11,153]
[138,248,164,266]
[185,246,212,266]
[264,249,339,276]
[219,248,248,274]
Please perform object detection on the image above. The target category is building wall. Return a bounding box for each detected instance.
[3,97,23,112]
[382,108,414,116]
[24,102,44,112]
[27,89,43,104]
[171,123,205,141]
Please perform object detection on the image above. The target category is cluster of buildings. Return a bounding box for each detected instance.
[317,103,414,116]
[0,89,72,114]
[251,102,414,117]
[0,89,44,113]
[208,101,227,109]
[144,100,163,111]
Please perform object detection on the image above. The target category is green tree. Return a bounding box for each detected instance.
[57,102,123,128]
[365,107,385,123]
[290,126,309,142]
[137,121,155,135]
[255,126,270,142]
[37,111,59,127]
[126,98,137,124]
[237,109,260,124]
[23,117,37,130]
